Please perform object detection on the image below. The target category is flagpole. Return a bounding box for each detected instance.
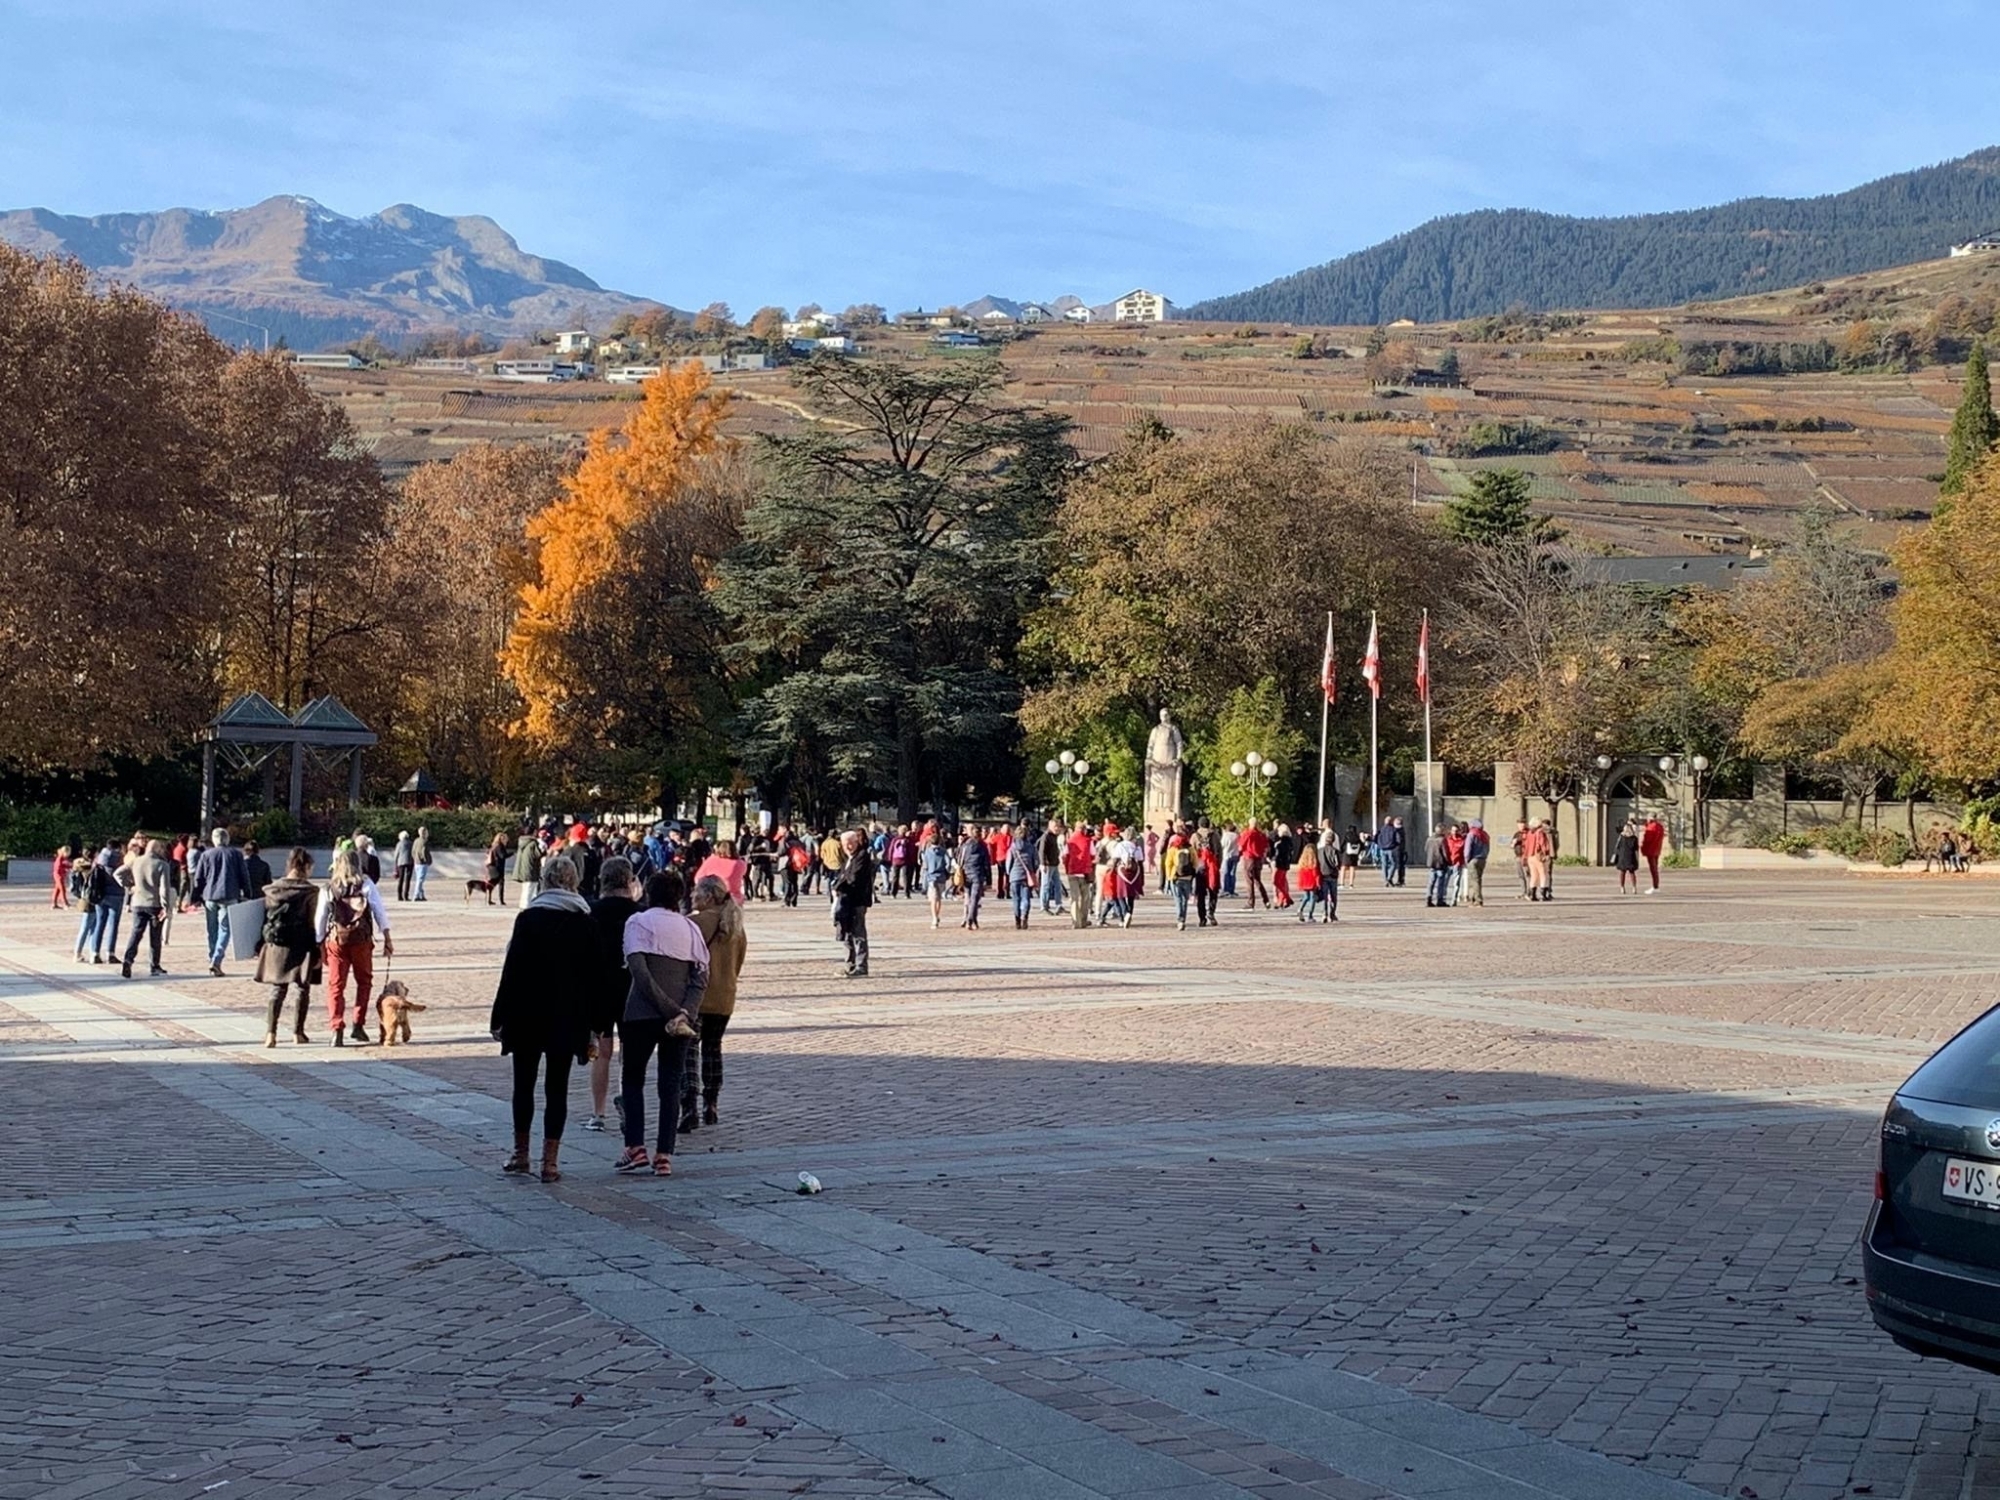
[1422,607,1435,831]
[1316,611,1331,827]
[1368,610,1379,834]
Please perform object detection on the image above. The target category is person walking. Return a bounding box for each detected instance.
[1238,819,1271,910]
[1293,827,1321,923]
[1424,825,1453,908]
[1162,828,1197,930]
[1006,823,1038,929]
[1193,820,1221,928]
[1443,822,1467,907]
[1270,823,1296,909]
[1462,819,1489,906]
[1640,815,1666,893]
[583,856,642,1135]
[681,875,747,1130]
[615,868,709,1177]
[1316,824,1341,922]
[1375,819,1398,887]
[484,831,509,906]
[242,840,272,899]
[1037,820,1066,917]
[1537,818,1559,900]
[695,840,749,905]
[316,844,394,1045]
[410,825,433,900]
[255,848,320,1044]
[51,844,70,909]
[72,849,112,963]
[1220,823,1241,897]
[117,838,175,978]
[832,830,875,976]
[190,828,250,978]
[490,855,598,1183]
[1511,821,1533,899]
[391,830,414,901]
[956,826,990,931]
[1613,819,1642,894]
[919,831,952,929]
[1063,822,1096,929]
[513,829,544,910]
[1523,820,1553,902]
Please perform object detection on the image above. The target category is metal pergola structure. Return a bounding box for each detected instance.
[198,693,378,830]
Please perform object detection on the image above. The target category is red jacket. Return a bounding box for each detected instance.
[1639,820,1666,858]
[1238,827,1270,862]
[1063,831,1095,877]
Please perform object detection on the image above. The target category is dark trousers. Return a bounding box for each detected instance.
[121,906,164,970]
[679,1013,731,1109]
[1195,876,1218,925]
[782,867,799,906]
[395,865,412,901]
[267,982,310,1034]
[1427,866,1451,905]
[511,1048,573,1140]
[840,904,870,971]
[619,1020,688,1154]
[1244,859,1270,908]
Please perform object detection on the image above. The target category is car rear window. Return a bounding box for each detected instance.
[1903,1005,2000,1109]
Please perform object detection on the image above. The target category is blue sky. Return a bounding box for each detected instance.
[1,0,1991,311]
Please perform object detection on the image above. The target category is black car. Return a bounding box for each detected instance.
[1864,1004,2000,1374]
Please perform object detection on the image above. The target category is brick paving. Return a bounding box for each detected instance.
[2,869,1999,1497]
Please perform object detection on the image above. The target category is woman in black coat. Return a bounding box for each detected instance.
[1611,820,1642,895]
[255,847,322,1046]
[584,856,643,1134]
[489,854,599,1181]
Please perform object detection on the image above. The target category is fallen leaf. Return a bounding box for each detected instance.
[732,1415,748,1427]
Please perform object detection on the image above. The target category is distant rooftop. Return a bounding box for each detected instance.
[1573,555,1772,590]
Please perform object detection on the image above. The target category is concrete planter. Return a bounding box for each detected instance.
[1699,847,1852,871]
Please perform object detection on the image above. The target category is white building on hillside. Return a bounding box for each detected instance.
[1111,289,1175,323]
[1951,231,2000,257]
[293,352,367,369]
[554,330,594,353]
[1062,304,1093,323]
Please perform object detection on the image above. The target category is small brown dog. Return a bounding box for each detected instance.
[375,980,426,1046]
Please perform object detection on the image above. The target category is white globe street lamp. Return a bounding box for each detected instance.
[1230,751,1278,824]
[1048,750,1090,823]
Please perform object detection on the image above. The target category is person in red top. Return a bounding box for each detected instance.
[1193,820,1222,927]
[51,845,71,909]
[1443,824,1467,907]
[1237,819,1272,910]
[1639,816,1667,893]
[1063,825,1096,929]
[986,824,1010,877]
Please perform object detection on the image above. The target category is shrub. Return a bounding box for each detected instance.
[340,806,521,849]
[1447,419,1561,458]
[0,795,138,858]
[1663,849,1700,869]
[247,808,299,848]
[1763,831,1814,857]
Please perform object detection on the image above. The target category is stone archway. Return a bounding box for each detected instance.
[1595,762,1673,864]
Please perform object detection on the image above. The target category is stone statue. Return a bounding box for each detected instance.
[1143,709,1185,824]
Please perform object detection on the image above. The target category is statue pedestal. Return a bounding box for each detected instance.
[1143,762,1184,829]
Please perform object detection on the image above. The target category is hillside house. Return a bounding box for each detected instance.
[606,365,664,384]
[293,352,366,369]
[1111,289,1175,323]
[1019,304,1054,323]
[554,330,594,353]
[1951,231,2000,256]
[494,359,583,382]
[931,330,985,348]
[411,357,478,373]
[1062,305,1094,323]
[698,351,771,373]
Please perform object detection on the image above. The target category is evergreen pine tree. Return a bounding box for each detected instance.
[1443,469,1537,545]
[1942,342,1998,498]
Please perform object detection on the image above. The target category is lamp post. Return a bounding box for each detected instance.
[1656,754,1711,849]
[1044,749,1091,825]
[1230,751,1279,825]
[203,309,273,352]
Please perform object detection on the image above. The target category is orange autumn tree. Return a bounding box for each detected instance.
[501,362,740,792]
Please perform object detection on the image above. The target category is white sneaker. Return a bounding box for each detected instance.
[1645,886,1658,894]
[582,1115,605,1132]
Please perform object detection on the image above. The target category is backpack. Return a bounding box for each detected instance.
[788,842,810,873]
[1164,844,1194,880]
[328,880,373,947]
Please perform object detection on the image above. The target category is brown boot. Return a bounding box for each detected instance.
[539,1140,562,1184]
[502,1132,531,1175]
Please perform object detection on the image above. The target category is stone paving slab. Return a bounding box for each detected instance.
[5,872,2000,1497]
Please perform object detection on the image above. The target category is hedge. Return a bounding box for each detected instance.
[0,799,519,857]
[0,796,138,859]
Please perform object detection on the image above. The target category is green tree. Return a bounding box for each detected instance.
[1443,469,1541,545]
[1942,342,1998,499]
[1192,678,1307,827]
[717,358,1075,821]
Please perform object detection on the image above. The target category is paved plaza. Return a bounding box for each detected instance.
[2,867,1998,1499]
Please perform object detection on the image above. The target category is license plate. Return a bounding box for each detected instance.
[1942,1158,2000,1210]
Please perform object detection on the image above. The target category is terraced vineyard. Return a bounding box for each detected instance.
[304,252,1998,557]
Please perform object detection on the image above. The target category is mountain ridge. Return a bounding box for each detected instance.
[1187,148,2000,326]
[0,195,666,347]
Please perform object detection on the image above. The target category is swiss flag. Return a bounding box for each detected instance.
[1320,615,1337,705]
[1361,618,1380,700]
[1416,612,1431,705]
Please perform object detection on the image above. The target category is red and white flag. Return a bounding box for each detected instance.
[1320,614,1337,704]
[1416,611,1431,704]
[1361,617,1381,699]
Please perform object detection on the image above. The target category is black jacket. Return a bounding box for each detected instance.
[588,895,641,1034]
[832,849,876,908]
[489,904,599,1060]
